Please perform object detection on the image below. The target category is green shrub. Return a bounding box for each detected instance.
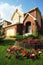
[23,34,35,39]
[10,33,23,41]
[10,36,16,38]
[16,35,23,41]
[28,34,35,39]
[0,38,4,42]
[13,33,23,41]
[0,30,4,36]
[39,35,43,41]
[23,35,28,39]
[34,27,39,38]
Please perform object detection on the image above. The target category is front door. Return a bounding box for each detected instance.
[26,22,32,33]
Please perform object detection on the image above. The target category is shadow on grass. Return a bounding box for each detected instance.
[0,39,15,46]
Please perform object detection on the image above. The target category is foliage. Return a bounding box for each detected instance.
[27,34,35,39]
[39,35,43,41]
[0,29,4,41]
[10,33,23,41]
[11,33,36,41]
[10,30,41,41]
[6,45,42,60]
[21,34,35,39]
[0,40,43,65]
[0,37,4,42]
[0,30,4,36]
[0,39,15,45]
[10,36,15,38]
[34,27,39,38]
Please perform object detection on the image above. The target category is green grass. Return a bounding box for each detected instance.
[0,39,43,65]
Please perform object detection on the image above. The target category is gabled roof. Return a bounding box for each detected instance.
[3,20,12,24]
[11,9,24,21]
[23,7,42,22]
[3,23,23,29]
[23,13,36,22]
[28,7,41,14]
[24,7,41,16]
[11,9,18,20]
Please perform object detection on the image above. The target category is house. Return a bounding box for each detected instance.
[1,7,43,38]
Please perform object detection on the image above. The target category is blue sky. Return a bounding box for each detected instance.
[0,0,43,20]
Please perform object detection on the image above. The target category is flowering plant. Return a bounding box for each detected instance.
[6,46,42,60]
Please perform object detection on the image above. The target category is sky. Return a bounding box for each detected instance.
[0,0,43,20]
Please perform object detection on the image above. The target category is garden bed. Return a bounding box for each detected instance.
[0,39,43,65]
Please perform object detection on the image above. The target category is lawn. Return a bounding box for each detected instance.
[0,39,43,65]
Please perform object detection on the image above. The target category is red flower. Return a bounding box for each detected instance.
[9,46,13,49]
[34,51,37,55]
[38,48,40,51]
[20,49,26,56]
[29,53,32,57]
[13,47,18,52]
[20,50,26,53]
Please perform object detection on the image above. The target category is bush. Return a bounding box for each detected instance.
[10,32,36,41]
[39,35,43,41]
[34,27,39,38]
[14,33,23,41]
[16,35,23,41]
[0,38,3,41]
[0,30,4,36]
[0,29,4,42]
[23,34,35,39]
[28,34,35,39]
[10,36,15,38]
